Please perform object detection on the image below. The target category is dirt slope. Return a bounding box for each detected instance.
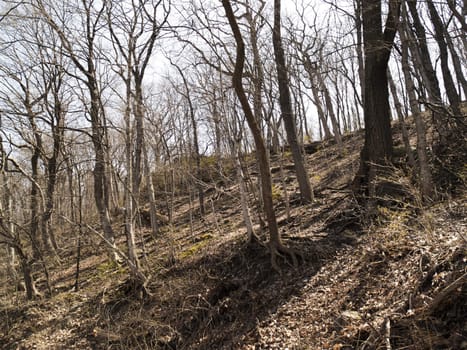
[1,128,465,350]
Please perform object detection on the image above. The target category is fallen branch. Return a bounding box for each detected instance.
[428,272,466,313]
[385,317,392,350]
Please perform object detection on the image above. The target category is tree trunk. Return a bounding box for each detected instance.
[173,64,205,216]
[89,77,116,257]
[444,22,467,98]
[355,0,365,107]
[234,140,256,242]
[303,56,332,139]
[318,72,344,150]
[352,0,400,196]
[426,0,462,122]
[406,1,447,142]
[30,142,42,259]
[221,0,298,271]
[272,0,313,204]
[400,21,435,201]
[133,80,144,207]
[143,143,158,237]
[124,72,140,275]
[388,70,415,168]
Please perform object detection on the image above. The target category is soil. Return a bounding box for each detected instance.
[0,127,465,350]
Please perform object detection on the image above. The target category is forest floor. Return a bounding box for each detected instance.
[0,124,466,350]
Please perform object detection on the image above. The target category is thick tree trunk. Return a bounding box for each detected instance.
[272,0,313,203]
[352,0,400,195]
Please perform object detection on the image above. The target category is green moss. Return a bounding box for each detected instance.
[272,184,282,201]
[55,292,78,303]
[198,233,213,241]
[96,260,126,277]
[179,234,213,259]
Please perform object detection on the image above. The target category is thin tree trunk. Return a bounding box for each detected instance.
[426,0,462,120]
[406,1,448,142]
[88,75,116,259]
[400,21,435,201]
[234,140,256,242]
[133,81,144,206]
[272,0,312,203]
[74,167,83,292]
[222,0,298,271]
[172,64,205,216]
[444,24,467,98]
[30,143,42,258]
[318,72,343,151]
[388,70,416,168]
[143,143,158,237]
[124,68,140,276]
[355,0,365,107]
[303,57,332,140]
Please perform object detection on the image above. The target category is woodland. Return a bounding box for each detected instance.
[0,0,466,349]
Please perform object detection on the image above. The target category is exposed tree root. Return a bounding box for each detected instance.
[123,275,153,300]
[247,232,265,247]
[269,241,302,274]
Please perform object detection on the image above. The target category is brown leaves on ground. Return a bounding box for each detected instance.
[1,131,466,349]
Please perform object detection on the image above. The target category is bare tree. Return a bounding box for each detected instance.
[168,62,205,216]
[272,0,313,203]
[106,0,170,205]
[221,0,298,271]
[352,0,401,196]
[400,10,434,201]
[426,0,462,122]
[35,0,117,257]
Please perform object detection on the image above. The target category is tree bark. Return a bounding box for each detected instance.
[387,70,415,168]
[400,20,435,201]
[406,1,447,142]
[143,143,158,237]
[353,0,401,195]
[272,0,313,203]
[426,0,462,122]
[172,63,205,216]
[221,0,298,271]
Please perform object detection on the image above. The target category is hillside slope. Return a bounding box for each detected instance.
[1,126,466,350]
